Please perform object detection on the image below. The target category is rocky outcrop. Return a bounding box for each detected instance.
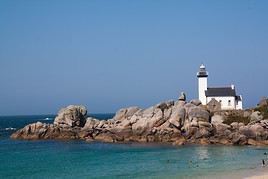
[113,107,141,121]
[10,122,80,140]
[54,105,87,127]
[250,111,263,123]
[190,99,202,106]
[10,96,268,146]
[178,92,186,101]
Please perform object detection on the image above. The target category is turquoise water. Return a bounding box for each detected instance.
[0,115,268,179]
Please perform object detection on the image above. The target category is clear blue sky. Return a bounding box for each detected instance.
[0,0,268,115]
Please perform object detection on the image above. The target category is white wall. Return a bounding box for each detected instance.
[198,77,207,105]
[236,101,243,110]
[207,96,236,110]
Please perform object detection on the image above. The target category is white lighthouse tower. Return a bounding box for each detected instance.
[197,64,208,105]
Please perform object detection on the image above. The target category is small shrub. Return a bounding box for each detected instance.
[254,104,268,119]
[223,113,250,125]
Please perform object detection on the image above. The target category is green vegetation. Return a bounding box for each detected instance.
[254,103,268,119]
[223,113,250,125]
[223,101,268,125]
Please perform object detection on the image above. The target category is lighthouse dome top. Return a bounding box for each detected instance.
[200,64,206,69]
[197,64,208,77]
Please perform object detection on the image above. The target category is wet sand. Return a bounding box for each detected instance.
[246,172,268,179]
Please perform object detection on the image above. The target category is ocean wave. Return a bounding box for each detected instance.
[0,127,17,131]
[42,118,53,121]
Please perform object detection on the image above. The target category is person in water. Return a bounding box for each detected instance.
[262,159,265,166]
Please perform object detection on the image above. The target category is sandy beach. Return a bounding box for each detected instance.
[245,168,268,179]
[246,173,268,179]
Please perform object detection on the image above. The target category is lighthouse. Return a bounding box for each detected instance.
[196,64,243,110]
[197,64,208,105]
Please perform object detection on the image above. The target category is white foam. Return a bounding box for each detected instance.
[4,127,16,131]
[43,118,53,121]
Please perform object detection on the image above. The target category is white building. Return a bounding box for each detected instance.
[197,64,243,110]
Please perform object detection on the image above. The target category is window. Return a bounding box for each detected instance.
[228,100,231,106]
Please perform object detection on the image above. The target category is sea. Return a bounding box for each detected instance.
[1,114,268,179]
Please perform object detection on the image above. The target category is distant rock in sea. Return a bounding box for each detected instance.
[10,95,268,146]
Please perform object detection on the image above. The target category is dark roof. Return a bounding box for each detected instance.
[236,95,242,101]
[205,87,236,97]
[197,71,208,77]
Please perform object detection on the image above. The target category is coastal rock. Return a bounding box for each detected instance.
[10,122,79,140]
[97,120,109,128]
[219,138,232,145]
[249,124,264,134]
[178,92,186,101]
[156,101,174,112]
[239,126,251,137]
[10,122,49,140]
[132,107,164,135]
[195,127,210,139]
[260,120,268,129]
[190,99,202,106]
[169,107,185,129]
[130,101,175,136]
[113,107,140,121]
[211,115,224,124]
[250,111,263,123]
[172,137,186,145]
[248,124,266,140]
[230,122,239,129]
[198,121,212,128]
[210,138,232,145]
[54,105,87,127]
[247,139,268,146]
[183,103,196,113]
[10,99,268,146]
[238,124,266,140]
[174,100,186,107]
[199,138,210,145]
[94,133,115,143]
[188,106,210,122]
[82,117,100,130]
[229,132,247,145]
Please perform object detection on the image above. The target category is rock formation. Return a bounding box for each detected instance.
[11,96,268,146]
[53,105,87,127]
[178,92,186,101]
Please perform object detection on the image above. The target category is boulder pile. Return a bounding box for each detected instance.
[11,96,268,146]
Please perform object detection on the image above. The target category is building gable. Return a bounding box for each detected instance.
[207,98,221,112]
